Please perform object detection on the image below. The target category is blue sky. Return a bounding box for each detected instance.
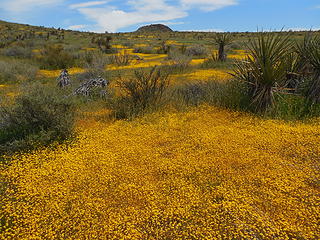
[0,0,319,33]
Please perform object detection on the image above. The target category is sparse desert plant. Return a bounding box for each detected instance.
[0,84,75,155]
[114,66,170,118]
[213,33,234,61]
[232,32,293,112]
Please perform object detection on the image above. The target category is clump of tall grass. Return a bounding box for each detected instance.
[0,84,75,155]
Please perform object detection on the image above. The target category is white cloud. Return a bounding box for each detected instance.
[181,0,238,11]
[69,1,109,9]
[78,6,187,32]
[71,0,237,32]
[74,0,187,32]
[1,0,64,13]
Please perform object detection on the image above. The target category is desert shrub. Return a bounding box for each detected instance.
[133,46,156,54]
[0,60,38,84]
[185,45,208,57]
[0,85,75,155]
[1,46,32,58]
[112,66,170,119]
[38,44,75,70]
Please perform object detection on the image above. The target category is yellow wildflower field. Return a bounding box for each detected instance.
[38,67,85,78]
[172,69,233,84]
[1,105,319,239]
[107,60,165,70]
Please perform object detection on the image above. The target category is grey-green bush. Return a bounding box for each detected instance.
[0,85,75,155]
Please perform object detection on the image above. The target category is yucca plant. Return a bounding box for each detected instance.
[294,33,314,75]
[213,33,234,61]
[232,32,293,112]
[305,36,320,104]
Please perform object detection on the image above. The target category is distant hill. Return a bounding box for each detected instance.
[136,24,173,33]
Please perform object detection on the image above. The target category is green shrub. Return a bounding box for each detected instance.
[38,45,75,70]
[0,85,75,155]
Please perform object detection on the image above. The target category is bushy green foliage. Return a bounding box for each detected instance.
[0,85,75,155]
[39,44,75,70]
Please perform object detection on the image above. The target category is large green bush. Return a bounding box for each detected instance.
[39,45,75,70]
[0,85,76,155]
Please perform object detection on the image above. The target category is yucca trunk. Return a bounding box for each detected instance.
[218,44,226,61]
[252,85,274,112]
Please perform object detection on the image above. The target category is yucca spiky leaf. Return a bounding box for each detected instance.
[232,32,293,112]
[305,36,320,103]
